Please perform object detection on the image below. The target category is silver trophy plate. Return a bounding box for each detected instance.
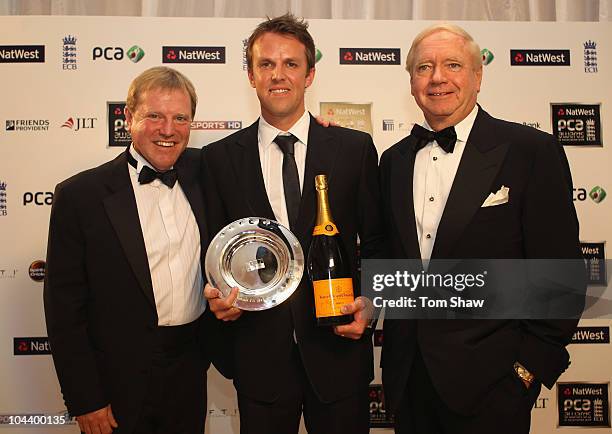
[205,217,304,311]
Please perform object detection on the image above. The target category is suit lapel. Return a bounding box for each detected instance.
[102,152,156,308]
[296,116,338,243]
[391,137,421,259]
[232,120,276,220]
[431,109,510,259]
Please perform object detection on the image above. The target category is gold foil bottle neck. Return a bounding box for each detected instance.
[315,174,328,191]
[314,174,333,226]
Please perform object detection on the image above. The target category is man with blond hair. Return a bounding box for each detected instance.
[380,23,583,433]
[44,66,210,434]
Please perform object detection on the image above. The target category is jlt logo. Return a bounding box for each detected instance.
[61,117,97,131]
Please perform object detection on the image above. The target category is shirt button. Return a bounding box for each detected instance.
[433,156,438,161]
[429,196,434,202]
[426,234,432,239]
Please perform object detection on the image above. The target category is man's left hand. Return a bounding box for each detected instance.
[333,296,374,340]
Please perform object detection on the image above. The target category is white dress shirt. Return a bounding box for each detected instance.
[257,110,310,227]
[413,105,479,262]
[128,147,205,326]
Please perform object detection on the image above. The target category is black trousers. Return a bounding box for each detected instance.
[130,321,207,434]
[395,349,541,434]
[237,344,369,434]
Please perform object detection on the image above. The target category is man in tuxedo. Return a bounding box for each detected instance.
[379,24,584,433]
[202,14,383,434]
[44,67,209,434]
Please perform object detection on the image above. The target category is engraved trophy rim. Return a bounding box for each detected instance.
[205,217,304,311]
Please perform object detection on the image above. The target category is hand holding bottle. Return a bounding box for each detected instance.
[333,296,374,340]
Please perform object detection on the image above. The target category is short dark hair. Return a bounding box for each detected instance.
[246,13,316,72]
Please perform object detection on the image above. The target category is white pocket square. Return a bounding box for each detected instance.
[482,185,509,207]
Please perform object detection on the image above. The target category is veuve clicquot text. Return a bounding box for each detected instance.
[307,175,354,326]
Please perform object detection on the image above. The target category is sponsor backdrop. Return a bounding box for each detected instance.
[1,16,610,433]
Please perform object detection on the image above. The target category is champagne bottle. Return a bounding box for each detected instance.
[307,174,354,326]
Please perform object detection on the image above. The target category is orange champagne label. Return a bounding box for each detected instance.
[312,278,354,318]
[313,223,339,236]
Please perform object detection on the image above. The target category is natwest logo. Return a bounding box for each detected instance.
[510,49,570,66]
[340,48,400,65]
[0,45,45,63]
[92,45,144,62]
[162,46,226,64]
[13,337,51,355]
[571,326,610,344]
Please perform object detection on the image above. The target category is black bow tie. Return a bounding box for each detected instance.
[411,124,457,153]
[127,151,178,188]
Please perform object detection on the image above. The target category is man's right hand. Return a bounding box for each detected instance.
[203,284,243,321]
[76,404,118,434]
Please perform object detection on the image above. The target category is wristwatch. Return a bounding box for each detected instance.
[513,361,535,384]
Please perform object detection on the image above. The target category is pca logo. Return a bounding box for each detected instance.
[481,48,494,65]
[62,35,77,70]
[162,46,226,64]
[584,40,597,73]
[510,49,570,66]
[92,45,144,63]
[13,337,51,355]
[558,383,610,427]
[107,102,131,147]
[340,48,400,65]
[573,186,606,203]
[551,103,601,146]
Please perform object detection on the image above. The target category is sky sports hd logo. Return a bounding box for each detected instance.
[340,48,400,65]
[511,49,570,66]
[0,45,45,63]
[163,46,225,64]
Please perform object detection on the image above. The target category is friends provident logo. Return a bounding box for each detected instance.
[510,49,570,66]
[5,119,49,132]
[0,45,45,63]
[340,48,400,65]
[162,46,225,64]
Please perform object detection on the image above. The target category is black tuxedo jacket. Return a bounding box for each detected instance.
[379,107,584,415]
[202,115,384,403]
[44,149,209,432]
